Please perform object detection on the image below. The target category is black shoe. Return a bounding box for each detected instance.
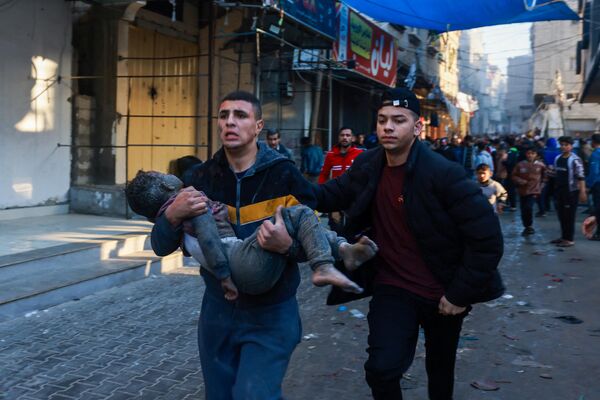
[521,227,535,236]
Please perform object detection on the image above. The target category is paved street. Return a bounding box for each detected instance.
[1,210,599,399]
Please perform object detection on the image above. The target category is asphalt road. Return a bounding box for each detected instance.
[1,209,598,399]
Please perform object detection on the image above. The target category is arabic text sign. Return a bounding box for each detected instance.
[334,4,397,87]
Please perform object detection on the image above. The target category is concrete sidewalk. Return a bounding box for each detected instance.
[0,214,152,258]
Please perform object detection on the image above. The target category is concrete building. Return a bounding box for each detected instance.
[0,0,72,220]
[578,0,600,117]
[505,55,534,133]
[531,0,600,137]
[459,30,508,136]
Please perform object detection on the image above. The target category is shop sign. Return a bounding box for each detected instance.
[264,0,336,39]
[333,3,397,87]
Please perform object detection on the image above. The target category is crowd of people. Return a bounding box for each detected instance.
[264,116,599,247]
[424,132,600,245]
[129,87,597,400]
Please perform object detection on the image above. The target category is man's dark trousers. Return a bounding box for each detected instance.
[520,195,536,228]
[555,189,580,241]
[364,285,467,400]
[198,293,301,400]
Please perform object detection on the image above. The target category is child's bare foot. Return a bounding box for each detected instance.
[339,236,378,271]
[312,264,363,294]
[220,277,239,301]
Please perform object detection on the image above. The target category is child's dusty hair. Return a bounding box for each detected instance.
[475,163,491,172]
[125,170,183,220]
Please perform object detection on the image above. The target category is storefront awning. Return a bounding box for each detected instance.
[341,0,579,32]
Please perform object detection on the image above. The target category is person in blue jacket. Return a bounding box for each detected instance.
[586,133,600,240]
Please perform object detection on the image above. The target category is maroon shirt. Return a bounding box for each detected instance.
[372,164,444,300]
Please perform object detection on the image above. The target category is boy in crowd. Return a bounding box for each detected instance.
[550,136,587,247]
[126,170,378,300]
[511,147,546,236]
[476,163,507,214]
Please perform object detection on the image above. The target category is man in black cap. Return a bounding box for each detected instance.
[307,87,504,399]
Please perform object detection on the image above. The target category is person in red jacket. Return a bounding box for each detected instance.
[318,127,364,184]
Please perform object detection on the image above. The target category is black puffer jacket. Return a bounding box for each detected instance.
[315,140,504,307]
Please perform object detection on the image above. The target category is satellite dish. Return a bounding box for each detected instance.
[524,0,537,11]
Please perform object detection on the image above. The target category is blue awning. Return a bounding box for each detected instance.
[341,0,579,32]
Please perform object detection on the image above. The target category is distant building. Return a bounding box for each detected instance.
[505,55,534,133]
[532,0,600,137]
[578,0,600,129]
[459,30,508,136]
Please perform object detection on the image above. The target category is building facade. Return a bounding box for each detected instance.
[531,0,600,137]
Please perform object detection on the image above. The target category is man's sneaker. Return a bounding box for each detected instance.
[521,227,535,236]
[550,238,563,244]
[556,240,575,247]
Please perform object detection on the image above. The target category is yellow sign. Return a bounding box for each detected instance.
[349,12,372,60]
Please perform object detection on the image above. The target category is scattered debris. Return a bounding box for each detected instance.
[551,278,563,283]
[470,380,500,391]
[24,310,38,318]
[539,373,553,379]
[502,294,514,299]
[511,357,553,369]
[554,315,583,324]
[546,285,557,289]
[516,301,529,306]
[587,328,600,335]
[502,334,518,341]
[569,257,584,262]
[303,333,318,340]
[532,251,545,256]
[528,308,558,315]
[462,335,479,341]
[337,305,347,312]
[507,345,533,355]
[349,309,365,319]
[308,345,316,350]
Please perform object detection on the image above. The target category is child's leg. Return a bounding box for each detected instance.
[227,234,287,295]
[190,212,231,281]
[280,205,363,294]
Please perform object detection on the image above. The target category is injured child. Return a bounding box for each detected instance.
[126,171,378,301]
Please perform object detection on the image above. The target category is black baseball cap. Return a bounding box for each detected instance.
[378,87,420,116]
